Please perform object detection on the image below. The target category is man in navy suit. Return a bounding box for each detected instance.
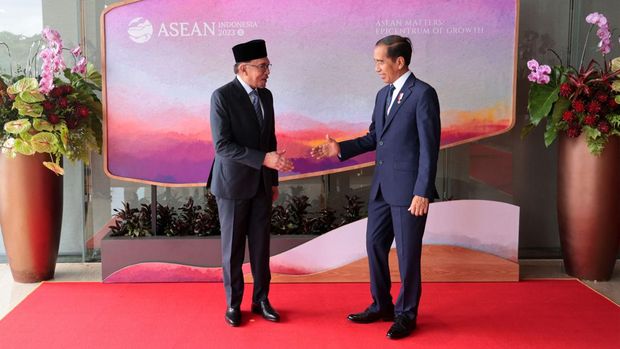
[209,39,293,327]
[311,35,440,339]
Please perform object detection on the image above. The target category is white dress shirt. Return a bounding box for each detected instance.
[236,75,264,115]
[386,70,412,114]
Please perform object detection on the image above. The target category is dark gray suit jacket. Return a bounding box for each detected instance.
[208,78,278,199]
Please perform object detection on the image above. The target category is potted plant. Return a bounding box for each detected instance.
[0,27,103,282]
[101,193,367,282]
[523,12,620,280]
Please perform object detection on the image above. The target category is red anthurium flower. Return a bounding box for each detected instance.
[562,110,574,122]
[47,114,60,124]
[58,97,69,108]
[49,87,62,98]
[587,100,601,114]
[566,126,582,138]
[584,114,597,126]
[597,120,611,134]
[42,100,54,111]
[596,92,608,102]
[559,83,573,98]
[571,100,585,113]
[76,105,90,119]
[62,85,74,95]
[66,117,79,129]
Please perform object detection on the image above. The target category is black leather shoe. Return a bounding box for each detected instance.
[225,307,241,327]
[347,307,394,323]
[386,315,416,339]
[251,300,280,322]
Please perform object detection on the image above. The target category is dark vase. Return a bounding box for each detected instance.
[557,134,620,281]
[0,153,63,283]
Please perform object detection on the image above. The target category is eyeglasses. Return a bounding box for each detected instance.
[245,63,272,71]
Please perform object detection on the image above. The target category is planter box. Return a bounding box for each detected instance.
[101,231,317,281]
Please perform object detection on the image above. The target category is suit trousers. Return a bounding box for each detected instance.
[366,188,427,320]
[216,186,272,308]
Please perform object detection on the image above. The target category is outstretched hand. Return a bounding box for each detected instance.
[310,134,340,160]
[263,150,294,172]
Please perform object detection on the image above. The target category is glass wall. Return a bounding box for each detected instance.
[1,0,619,261]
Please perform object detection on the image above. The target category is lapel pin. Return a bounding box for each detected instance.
[397,92,404,104]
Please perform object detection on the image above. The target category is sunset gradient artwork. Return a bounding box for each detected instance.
[102,0,518,185]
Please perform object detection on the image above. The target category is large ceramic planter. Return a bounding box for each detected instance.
[0,153,63,283]
[557,134,620,281]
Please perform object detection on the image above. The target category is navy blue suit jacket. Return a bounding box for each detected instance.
[339,73,441,206]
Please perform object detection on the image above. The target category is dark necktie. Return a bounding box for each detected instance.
[384,84,395,124]
[250,90,264,128]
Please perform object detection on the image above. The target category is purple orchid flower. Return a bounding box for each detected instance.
[527,59,551,85]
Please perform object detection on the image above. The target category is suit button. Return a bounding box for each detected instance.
[379,141,384,146]
[378,160,383,165]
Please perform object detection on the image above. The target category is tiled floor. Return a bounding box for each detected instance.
[520,259,620,304]
[0,263,101,320]
[0,260,618,320]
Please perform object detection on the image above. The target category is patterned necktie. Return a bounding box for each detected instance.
[250,90,264,128]
[384,84,395,124]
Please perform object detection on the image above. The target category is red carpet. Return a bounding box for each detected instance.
[0,280,618,348]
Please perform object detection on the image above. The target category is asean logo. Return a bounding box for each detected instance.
[128,17,153,43]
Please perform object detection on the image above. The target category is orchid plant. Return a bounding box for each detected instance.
[524,12,620,155]
[0,27,102,175]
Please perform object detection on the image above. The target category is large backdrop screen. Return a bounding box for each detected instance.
[102,0,518,186]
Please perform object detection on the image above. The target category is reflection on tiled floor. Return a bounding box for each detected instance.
[0,263,101,320]
[520,259,620,304]
[0,260,618,320]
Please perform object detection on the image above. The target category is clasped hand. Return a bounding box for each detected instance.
[263,150,294,172]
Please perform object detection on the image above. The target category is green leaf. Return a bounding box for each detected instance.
[54,122,67,132]
[43,161,64,175]
[19,90,45,103]
[550,97,570,123]
[528,84,560,126]
[616,95,620,104]
[552,66,567,85]
[86,63,102,88]
[608,114,620,129]
[81,81,101,93]
[89,97,103,118]
[57,123,69,152]
[13,138,35,155]
[12,98,43,118]
[612,80,620,93]
[7,77,38,95]
[90,117,103,150]
[20,131,33,142]
[612,57,620,73]
[583,125,602,140]
[521,123,535,139]
[75,90,94,104]
[544,124,557,147]
[4,119,31,134]
[541,97,571,147]
[63,68,73,81]
[33,119,54,132]
[586,136,605,156]
[30,132,57,153]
